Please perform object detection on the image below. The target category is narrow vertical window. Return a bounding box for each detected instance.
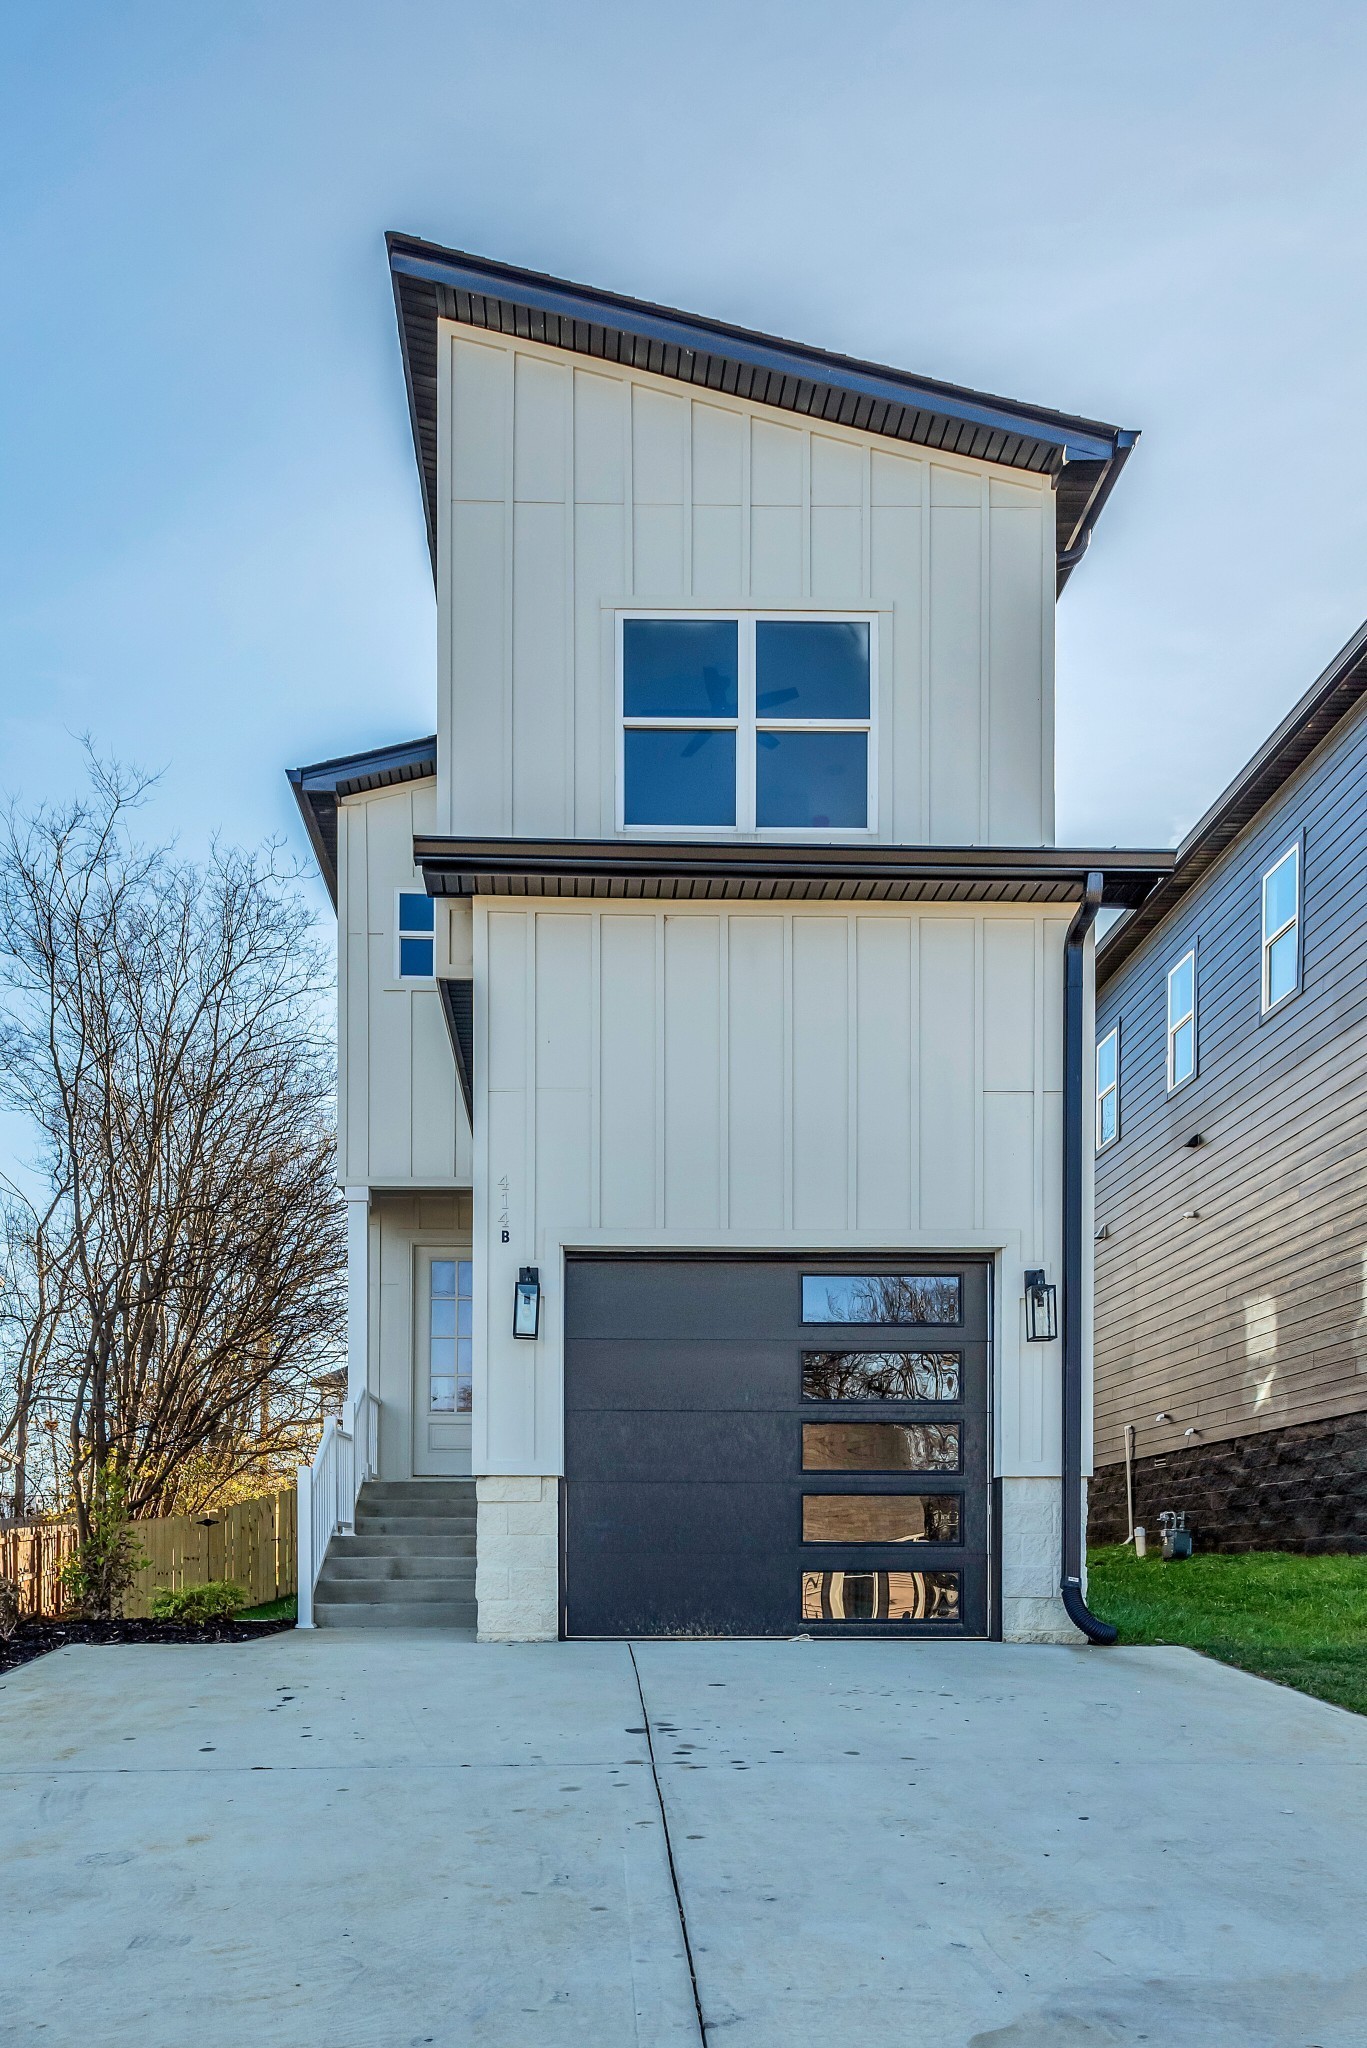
[1261,843,1300,1014]
[430,1258,473,1414]
[397,891,435,979]
[1096,1025,1119,1151]
[1166,950,1196,1092]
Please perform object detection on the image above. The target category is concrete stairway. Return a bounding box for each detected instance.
[313,1479,477,1629]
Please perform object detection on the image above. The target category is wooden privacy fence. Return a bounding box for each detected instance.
[1,1488,297,1619]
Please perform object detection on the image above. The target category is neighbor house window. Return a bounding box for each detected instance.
[1096,1025,1119,1151]
[619,615,875,832]
[1166,949,1196,1091]
[429,1258,472,1413]
[1261,842,1301,1014]
[397,891,435,979]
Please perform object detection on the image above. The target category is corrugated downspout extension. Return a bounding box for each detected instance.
[1061,872,1117,1645]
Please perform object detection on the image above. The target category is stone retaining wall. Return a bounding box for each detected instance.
[1089,1412,1367,1553]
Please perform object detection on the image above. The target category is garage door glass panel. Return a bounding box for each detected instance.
[802,1351,960,1401]
[801,1570,961,1623]
[802,1275,960,1324]
[802,1421,960,1471]
[802,1495,961,1543]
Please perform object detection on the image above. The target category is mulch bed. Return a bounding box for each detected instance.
[1,1617,294,1674]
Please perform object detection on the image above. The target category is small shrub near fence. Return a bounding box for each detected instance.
[0,1489,296,1619]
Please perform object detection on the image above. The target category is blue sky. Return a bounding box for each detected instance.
[2,0,1366,897]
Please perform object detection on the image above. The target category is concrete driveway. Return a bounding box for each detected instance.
[1,1633,1364,2047]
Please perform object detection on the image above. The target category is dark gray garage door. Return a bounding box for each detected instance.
[563,1256,990,1638]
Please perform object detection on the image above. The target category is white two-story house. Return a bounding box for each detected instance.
[289,235,1170,1644]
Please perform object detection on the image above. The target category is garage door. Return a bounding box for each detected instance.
[563,1256,990,1637]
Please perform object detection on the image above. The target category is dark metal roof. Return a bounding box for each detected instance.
[387,233,1138,596]
[416,836,1172,908]
[287,736,437,906]
[1098,616,1367,986]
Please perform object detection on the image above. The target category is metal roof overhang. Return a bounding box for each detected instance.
[1098,615,1367,985]
[387,235,1137,595]
[416,837,1173,908]
[287,735,437,906]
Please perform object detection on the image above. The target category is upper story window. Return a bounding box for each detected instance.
[1261,842,1301,1014]
[1166,948,1196,1092]
[397,890,435,979]
[1095,1025,1119,1151]
[619,614,875,833]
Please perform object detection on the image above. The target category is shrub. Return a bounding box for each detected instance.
[60,1459,146,1619]
[0,1577,20,1641]
[149,1581,248,1624]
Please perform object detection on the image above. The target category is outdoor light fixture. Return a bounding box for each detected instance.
[513,1266,541,1340]
[1023,1270,1057,1344]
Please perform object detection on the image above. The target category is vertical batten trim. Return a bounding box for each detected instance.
[800,426,812,599]
[908,911,922,1231]
[973,914,986,1232]
[845,913,859,1231]
[653,913,666,1231]
[436,329,455,833]
[782,911,795,1231]
[1040,476,1056,845]
[718,911,731,1231]
[978,471,992,843]
[918,455,932,843]
[500,345,516,832]
[681,391,694,599]
[623,377,636,597]
[563,363,576,836]
[740,405,753,600]
[589,908,602,1230]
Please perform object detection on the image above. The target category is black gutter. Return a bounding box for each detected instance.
[1061,871,1116,1645]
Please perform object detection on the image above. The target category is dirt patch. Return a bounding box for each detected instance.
[1,1616,294,1673]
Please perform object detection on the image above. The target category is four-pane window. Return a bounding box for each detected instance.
[620,615,874,832]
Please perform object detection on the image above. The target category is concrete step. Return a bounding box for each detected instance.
[359,1482,476,1507]
[353,1513,477,1537]
[314,1573,473,1605]
[320,1553,475,1583]
[332,1531,476,1559]
[314,1598,477,1630]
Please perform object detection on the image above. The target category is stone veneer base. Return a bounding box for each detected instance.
[475,1477,559,1640]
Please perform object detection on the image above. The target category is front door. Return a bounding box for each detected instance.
[413,1247,473,1476]
[563,1255,991,1637]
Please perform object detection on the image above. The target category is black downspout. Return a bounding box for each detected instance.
[1061,871,1117,1645]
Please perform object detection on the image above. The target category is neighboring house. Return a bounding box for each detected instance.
[289,233,1170,1642]
[1092,620,1367,1552]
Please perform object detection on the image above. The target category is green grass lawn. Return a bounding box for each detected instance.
[237,1595,297,1622]
[1088,1545,1367,1716]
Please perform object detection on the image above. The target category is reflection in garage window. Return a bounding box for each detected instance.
[802,1351,960,1401]
[802,1422,960,1471]
[801,1274,960,1325]
[801,1570,960,1622]
[802,1495,961,1543]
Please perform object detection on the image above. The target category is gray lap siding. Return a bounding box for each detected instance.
[1093,692,1367,1486]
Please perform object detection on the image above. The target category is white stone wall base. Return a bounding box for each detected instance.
[998,1476,1087,1644]
[475,1477,559,1641]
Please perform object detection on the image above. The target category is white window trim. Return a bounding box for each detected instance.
[615,610,879,838]
[395,886,437,983]
[1260,841,1301,1016]
[1166,947,1197,1094]
[1095,1023,1120,1153]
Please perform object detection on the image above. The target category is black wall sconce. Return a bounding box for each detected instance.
[513,1266,541,1340]
[1023,1269,1058,1344]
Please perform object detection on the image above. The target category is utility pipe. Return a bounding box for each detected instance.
[1060,872,1117,1644]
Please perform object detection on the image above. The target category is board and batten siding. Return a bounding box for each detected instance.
[437,324,1055,847]
[1094,690,1367,1472]
[473,900,1088,1481]
[337,779,472,1188]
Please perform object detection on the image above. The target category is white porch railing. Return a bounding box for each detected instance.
[296,1388,379,1628]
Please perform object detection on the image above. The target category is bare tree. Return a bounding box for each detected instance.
[0,754,344,1534]
[0,1190,75,1519]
